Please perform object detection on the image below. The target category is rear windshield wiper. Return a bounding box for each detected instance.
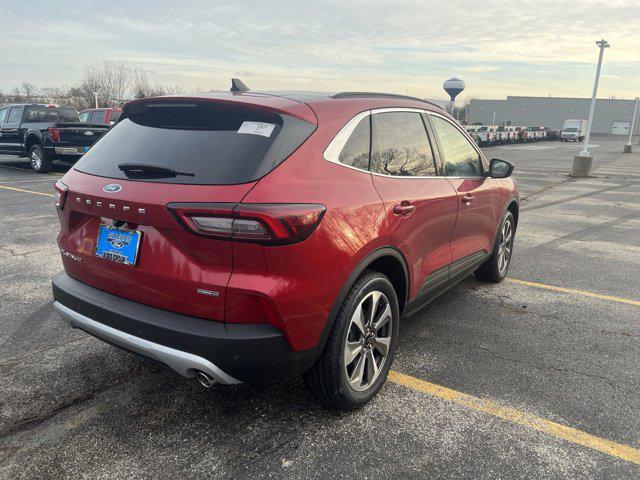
[117,163,195,177]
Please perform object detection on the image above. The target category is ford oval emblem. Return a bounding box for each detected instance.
[84,130,95,136]
[103,183,122,193]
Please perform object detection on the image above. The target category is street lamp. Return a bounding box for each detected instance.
[93,91,99,109]
[573,39,610,177]
[492,112,497,125]
[623,97,639,153]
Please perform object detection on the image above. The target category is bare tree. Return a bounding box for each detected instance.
[21,82,38,98]
[78,61,132,107]
[131,69,183,99]
[10,86,22,102]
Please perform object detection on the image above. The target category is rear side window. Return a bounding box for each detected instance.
[74,101,316,185]
[109,110,122,123]
[338,116,370,170]
[0,108,7,124]
[371,112,436,177]
[430,116,483,177]
[90,111,107,124]
[79,111,90,122]
[7,107,22,123]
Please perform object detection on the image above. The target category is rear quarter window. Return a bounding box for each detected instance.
[73,101,316,185]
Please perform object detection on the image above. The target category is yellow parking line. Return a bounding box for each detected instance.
[507,278,640,307]
[388,370,640,465]
[0,185,54,197]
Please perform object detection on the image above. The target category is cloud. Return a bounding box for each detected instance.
[1,0,639,99]
[461,66,502,73]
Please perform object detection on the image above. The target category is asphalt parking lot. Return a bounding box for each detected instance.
[1,134,639,479]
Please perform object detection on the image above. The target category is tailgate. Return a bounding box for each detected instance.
[56,97,316,321]
[58,124,108,147]
[57,170,255,321]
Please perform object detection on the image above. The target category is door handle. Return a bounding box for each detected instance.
[462,194,475,205]
[393,201,416,216]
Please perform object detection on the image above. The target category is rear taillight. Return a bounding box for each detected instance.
[48,128,61,142]
[168,203,326,245]
[54,180,69,209]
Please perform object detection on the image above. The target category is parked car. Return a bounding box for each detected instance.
[52,83,519,410]
[526,126,546,141]
[465,126,481,145]
[561,119,587,142]
[79,108,123,126]
[476,125,496,145]
[0,104,109,172]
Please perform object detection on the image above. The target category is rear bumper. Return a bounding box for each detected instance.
[53,146,86,156]
[52,272,318,383]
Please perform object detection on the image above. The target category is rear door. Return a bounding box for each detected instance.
[0,107,8,153]
[370,109,458,301]
[59,99,316,321]
[428,114,501,272]
[1,106,24,153]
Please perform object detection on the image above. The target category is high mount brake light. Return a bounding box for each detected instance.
[54,180,69,209]
[48,128,61,142]
[168,203,326,245]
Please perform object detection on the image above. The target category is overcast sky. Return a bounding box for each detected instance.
[2,0,639,101]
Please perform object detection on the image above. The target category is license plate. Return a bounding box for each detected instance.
[96,225,142,266]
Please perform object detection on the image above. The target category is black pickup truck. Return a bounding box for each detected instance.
[0,104,109,172]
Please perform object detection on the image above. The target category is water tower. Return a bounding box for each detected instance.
[443,78,465,101]
[443,78,466,120]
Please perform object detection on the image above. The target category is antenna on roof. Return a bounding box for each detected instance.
[230,78,250,93]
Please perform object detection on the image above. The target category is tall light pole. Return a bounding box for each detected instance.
[580,39,610,156]
[492,112,497,125]
[573,39,610,177]
[93,91,99,109]
[623,97,639,153]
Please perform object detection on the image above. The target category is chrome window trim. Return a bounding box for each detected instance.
[324,107,489,179]
[323,109,371,170]
[324,107,444,179]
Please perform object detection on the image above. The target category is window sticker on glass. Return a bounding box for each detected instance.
[238,121,275,137]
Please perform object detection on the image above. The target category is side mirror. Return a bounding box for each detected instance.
[488,158,514,178]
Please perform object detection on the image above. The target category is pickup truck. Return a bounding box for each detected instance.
[0,103,108,172]
[79,107,122,126]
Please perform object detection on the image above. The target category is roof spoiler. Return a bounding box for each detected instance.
[231,78,250,93]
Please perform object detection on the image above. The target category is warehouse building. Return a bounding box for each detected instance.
[469,96,639,135]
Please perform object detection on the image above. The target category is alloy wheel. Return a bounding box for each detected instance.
[31,149,42,170]
[497,218,513,274]
[343,290,393,392]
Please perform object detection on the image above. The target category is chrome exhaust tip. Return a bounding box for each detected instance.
[196,371,217,388]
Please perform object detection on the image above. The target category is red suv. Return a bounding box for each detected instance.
[52,83,518,409]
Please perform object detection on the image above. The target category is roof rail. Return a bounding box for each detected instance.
[331,92,444,110]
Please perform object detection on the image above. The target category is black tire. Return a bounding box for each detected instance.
[475,211,515,283]
[304,270,400,410]
[29,144,52,173]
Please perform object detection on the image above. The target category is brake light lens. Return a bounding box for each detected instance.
[168,203,326,245]
[48,127,61,142]
[54,180,69,209]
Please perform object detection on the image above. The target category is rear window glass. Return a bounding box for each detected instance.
[73,101,316,185]
[25,106,79,123]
